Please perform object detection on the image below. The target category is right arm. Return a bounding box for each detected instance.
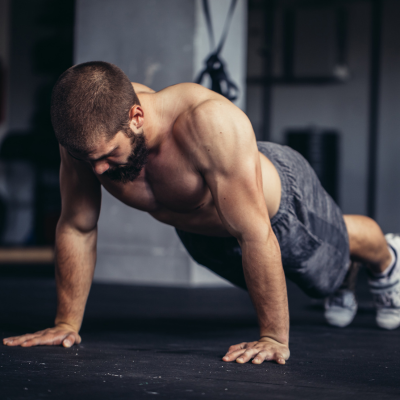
[3,147,101,348]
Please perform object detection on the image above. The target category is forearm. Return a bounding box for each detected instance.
[54,223,97,332]
[240,231,289,345]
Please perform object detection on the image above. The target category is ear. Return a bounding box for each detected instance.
[129,105,144,132]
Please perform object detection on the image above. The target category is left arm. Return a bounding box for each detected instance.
[181,99,290,365]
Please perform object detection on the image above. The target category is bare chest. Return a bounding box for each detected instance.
[99,144,212,218]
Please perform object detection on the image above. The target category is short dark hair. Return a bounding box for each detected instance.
[51,61,140,153]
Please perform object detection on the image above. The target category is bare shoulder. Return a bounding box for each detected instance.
[173,98,256,172]
[132,81,205,98]
[175,97,253,149]
[59,146,99,184]
[60,146,88,170]
[157,82,214,101]
[192,98,248,129]
[131,82,156,94]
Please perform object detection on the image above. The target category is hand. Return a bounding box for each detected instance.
[222,337,290,365]
[3,323,81,348]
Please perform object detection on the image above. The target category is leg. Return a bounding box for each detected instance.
[343,214,392,274]
[325,215,393,328]
[344,215,400,330]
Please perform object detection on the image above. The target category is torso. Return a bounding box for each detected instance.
[97,83,282,237]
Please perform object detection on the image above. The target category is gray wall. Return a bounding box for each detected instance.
[75,0,247,286]
[75,0,195,92]
[271,2,371,215]
[247,0,400,232]
[247,1,370,214]
[376,0,400,232]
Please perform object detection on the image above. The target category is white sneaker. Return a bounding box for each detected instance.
[369,233,400,330]
[324,289,358,327]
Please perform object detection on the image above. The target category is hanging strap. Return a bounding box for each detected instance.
[202,0,215,51]
[214,0,237,56]
[196,0,239,102]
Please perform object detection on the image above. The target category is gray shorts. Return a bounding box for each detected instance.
[176,141,350,298]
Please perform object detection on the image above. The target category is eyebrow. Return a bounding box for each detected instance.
[89,146,119,162]
[68,146,119,162]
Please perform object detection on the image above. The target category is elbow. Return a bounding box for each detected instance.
[238,224,275,247]
[56,216,98,238]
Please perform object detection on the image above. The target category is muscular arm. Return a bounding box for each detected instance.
[54,147,101,333]
[3,147,101,347]
[181,99,290,364]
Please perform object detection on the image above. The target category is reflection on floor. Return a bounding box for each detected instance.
[0,267,399,399]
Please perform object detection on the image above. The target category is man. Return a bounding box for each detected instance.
[3,62,400,365]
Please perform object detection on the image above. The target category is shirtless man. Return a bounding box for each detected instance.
[3,62,400,365]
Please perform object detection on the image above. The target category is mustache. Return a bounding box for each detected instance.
[104,134,148,183]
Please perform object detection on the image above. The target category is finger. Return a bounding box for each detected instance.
[225,341,259,356]
[223,342,248,361]
[21,332,66,347]
[222,349,247,362]
[226,342,247,354]
[236,348,260,364]
[3,330,45,342]
[4,333,36,344]
[252,351,269,365]
[63,333,79,348]
[21,336,51,347]
[3,337,17,345]
[4,334,39,346]
[76,333,82,344]
[3,335,22,343]
[274,352,286,365]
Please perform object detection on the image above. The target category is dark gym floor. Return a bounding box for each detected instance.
[0,266,399,400]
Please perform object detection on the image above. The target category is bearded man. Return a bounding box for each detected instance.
[3,62,400,365]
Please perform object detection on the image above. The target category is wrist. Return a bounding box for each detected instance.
[259,334,289,346]
[54,319,80,332]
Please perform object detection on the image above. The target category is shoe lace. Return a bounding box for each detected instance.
[373,287,400,309]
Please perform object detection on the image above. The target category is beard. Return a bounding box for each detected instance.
[103,131,148,183]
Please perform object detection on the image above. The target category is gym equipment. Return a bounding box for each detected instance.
[195,0,239,101]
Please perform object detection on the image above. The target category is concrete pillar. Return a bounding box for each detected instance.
[74,0,247,286]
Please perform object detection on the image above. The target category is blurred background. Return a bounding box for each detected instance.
[0,0,399,288]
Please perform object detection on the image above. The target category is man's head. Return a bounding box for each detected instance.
[102,131,148,183]
[51,61,148,182]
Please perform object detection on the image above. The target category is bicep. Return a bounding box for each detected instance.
[58,147,101,233]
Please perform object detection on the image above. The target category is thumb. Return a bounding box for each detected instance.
[275,353,286,365]
[62,333,77,348]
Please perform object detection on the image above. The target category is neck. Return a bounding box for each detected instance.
[137,92,163,150]
[137,90,179,151]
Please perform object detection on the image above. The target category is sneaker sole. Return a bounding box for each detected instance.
[376,314,400,330]
[325,307,357,328]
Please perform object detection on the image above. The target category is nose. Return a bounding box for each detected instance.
[93,161,110,175]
